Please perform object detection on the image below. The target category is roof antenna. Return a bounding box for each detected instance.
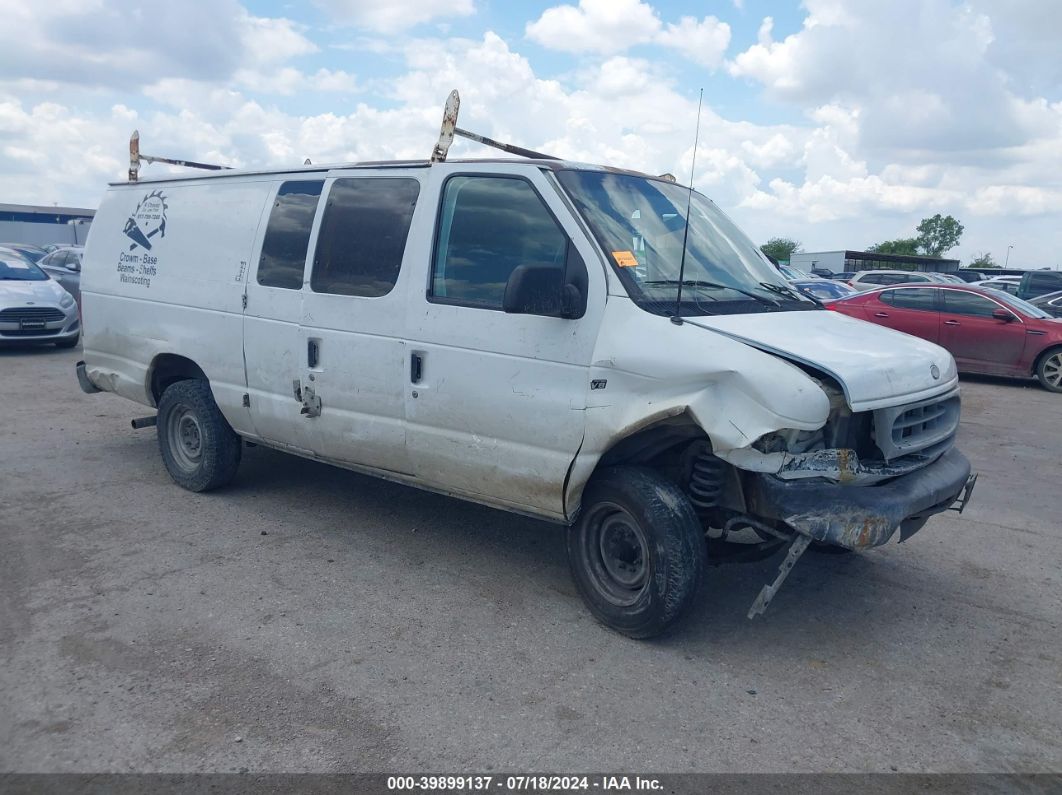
[671,88,703,325]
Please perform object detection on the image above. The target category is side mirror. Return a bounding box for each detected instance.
[992,308,1016,322]
[69,262,81,273]
[503,265,582,318]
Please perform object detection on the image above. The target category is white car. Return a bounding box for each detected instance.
[38,245,84,304]
[75,106,975,637]
[847,270,952,290]
[0,257,80,347]
[970,277,1020,295]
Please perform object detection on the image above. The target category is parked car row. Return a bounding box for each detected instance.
[0,243,83,348]
[837,268,1062,301]
[1031,290,1062,318]
[826,283,1062,392]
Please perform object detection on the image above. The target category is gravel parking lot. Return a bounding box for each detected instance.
[2,345,1060,774]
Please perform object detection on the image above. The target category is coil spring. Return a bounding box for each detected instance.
[688,450,726,509]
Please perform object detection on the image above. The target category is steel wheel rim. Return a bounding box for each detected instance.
[581,502,650,607]
[1044,353,1062,388]
[167,404,203,472]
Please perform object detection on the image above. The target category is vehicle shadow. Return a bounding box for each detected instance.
[959,372,1040,390]
[231,444,939,649]
[0,343,77,356]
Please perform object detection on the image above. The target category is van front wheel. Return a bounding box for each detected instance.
[568,467,705,639]
[157,379,242,492]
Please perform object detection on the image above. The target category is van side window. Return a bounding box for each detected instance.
[257,180,324,290]
[431,176,568,309]
[311,178,420,297]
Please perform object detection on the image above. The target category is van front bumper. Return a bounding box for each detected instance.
[744,448,974,550]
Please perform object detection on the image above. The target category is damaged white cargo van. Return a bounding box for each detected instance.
[77,96,976,637]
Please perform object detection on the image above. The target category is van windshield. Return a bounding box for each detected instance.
[556,170,816,316]
[0,258,48,281]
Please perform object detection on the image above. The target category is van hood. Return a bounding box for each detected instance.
[0,278,68,306]
[685,310,958,411]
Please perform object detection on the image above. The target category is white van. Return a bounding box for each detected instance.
[77,110,975,638]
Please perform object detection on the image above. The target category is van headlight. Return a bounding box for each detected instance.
[60,292,74,308]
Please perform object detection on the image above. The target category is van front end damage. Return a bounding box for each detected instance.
[744,447,975,552]
[740,450,976,618]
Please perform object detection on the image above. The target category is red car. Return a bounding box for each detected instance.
[827,284,1062,393]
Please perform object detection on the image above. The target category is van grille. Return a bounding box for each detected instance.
[0,307,65,323]
[873,391,960,461]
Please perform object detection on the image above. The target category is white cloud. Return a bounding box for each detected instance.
[0,0,250,87]
[526,0,661,55]
[526,1,731,67]
[313,0,475,33]
[655,16,731,68]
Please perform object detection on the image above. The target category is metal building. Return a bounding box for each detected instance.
[790,250,960,276]
[0,203,95,247]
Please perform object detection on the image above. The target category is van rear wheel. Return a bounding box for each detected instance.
[157,379,242,492]
[568,467,705,639]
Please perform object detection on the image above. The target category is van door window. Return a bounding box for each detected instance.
[431,175,568,309]
[311,178,420,297]
[257,180,324,290]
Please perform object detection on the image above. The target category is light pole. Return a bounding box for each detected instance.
[1005,244,1014,268]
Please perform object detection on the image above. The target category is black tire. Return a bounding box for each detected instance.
[568,466,705,639]
[156,379,242,492]
[1036,347,1062,393]
[55,333,80,349]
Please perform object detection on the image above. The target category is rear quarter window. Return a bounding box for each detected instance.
[257,180,324,290]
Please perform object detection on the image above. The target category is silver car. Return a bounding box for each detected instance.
[0,256,80,347]
[37,245,84,305]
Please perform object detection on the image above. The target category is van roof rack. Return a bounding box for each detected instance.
[127,89,655,182]
[128,130,231,182]
[430,90,558,163]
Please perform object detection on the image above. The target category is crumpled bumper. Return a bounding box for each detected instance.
[744,448,974,549]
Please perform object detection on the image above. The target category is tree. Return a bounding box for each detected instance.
[760,237,801,263]
[866,238,920,256]
[967,252,996,269]
[916,214,964,258]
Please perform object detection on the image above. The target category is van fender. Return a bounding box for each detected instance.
[563,302,831,521]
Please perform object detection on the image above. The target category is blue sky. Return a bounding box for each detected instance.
[0,0,1059,267]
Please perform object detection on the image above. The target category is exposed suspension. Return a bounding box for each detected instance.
[688,447,726,509]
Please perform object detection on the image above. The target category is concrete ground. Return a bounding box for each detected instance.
[1,344,1060,774]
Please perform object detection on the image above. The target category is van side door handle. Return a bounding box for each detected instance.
[307,339,320,368]
[410,352,423,384]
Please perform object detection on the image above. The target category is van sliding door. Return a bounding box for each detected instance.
[297,175,421,475]
[242,179,324,452]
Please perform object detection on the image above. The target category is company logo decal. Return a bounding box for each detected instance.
[117,190,167,288]
[123,190,167,251]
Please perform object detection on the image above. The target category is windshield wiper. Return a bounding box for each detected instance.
[644,279,780,308]
[758,281,821,306]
